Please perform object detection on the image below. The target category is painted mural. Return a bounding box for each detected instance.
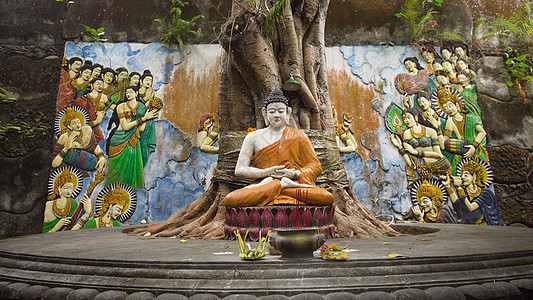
[45,41,501,234]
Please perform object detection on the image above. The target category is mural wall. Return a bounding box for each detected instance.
[46,41,503,233]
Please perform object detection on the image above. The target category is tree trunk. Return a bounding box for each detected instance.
[132,0,397,239]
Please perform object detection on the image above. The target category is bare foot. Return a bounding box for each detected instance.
[280,177,314,189]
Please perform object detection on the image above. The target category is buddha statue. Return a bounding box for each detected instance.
[223,88,334,207]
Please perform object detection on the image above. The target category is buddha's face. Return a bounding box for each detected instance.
[437,75,449,86]
[402,112,417,128]
[59,183,74,198]
[442,101,458,116]
[118,71,129,83]
[142,76,153,88]
[110,204,124,220]
[419,196,434,213]
[125,88,137,101]
[404,60,416,72]
[265,102,289,128]
[458,74,469,86]
[70,60,82,72]
[92,67,102,78]
[81,69,92,81]
[461,171,474,187]
[92,80,104,92]
[68,118,82,132]
[422,51,434,63]
[442,49,451,60]
[419,96,431,111]
[103,72,114,84]
[433,62,443,71]
[130,75,140,86]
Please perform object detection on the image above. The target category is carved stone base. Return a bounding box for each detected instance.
[224,205,336,241]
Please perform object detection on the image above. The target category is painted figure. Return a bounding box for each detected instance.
[442,59,458,83]
[43,167,91,233]
[52,107,106,174]
[105,86,158,189]
[410,179,447,223]
[417,91,442,131]
[57,57,83,113]
[139,70,155,104]
[390,108,451,182]
[443,159,502,225]
[224,88,334,207]
[101,67,115,96]
[115,67,129,83]
[129,72,141,88]
[454,44,470,63]
[431,57,444,75]
[420,46,438,74]
[335,112,358,153]
[198,113,220,153]
[73,78,107,142]
[395,57,436,108]
[71,64,93,97]
[434,86,487,175]
[90,63,103,82]
[457,71,482,122]
[84,187,127,228]
[435,70,457,89]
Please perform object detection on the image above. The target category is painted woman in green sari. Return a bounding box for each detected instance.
[105,86,158,189]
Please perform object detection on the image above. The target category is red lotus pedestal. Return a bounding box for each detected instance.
[224,205,336,241]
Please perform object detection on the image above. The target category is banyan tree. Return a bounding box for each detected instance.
[132,0,397,238]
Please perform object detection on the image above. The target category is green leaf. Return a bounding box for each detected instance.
[506,59,514,65]
[516,54,527,61]
[83,35,93,41]
[97,27,105,33]
[506,80,514,87]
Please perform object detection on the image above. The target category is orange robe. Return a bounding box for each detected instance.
[224,127,334,207]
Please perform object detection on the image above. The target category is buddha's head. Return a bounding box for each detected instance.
[262,88,291,128]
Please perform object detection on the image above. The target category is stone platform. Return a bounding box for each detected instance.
[0,223,532,299]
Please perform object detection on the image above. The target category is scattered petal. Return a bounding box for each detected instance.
[143,232,151,237]
[383,242,389,245]
[180,239,187,243]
